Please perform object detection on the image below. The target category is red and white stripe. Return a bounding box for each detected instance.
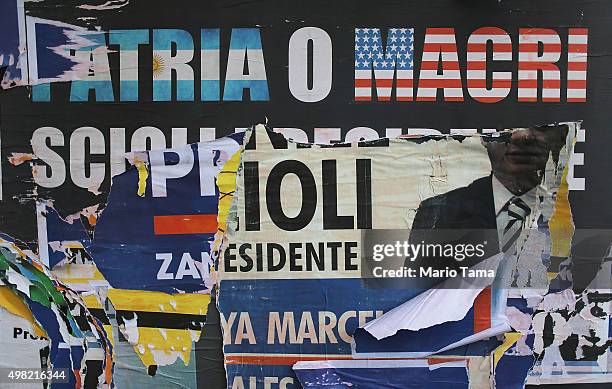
[466,27,512,103]
[389,69,414,102]
[355,69,414,102]
[416,28,463,102]
[567,28,588,102]
[518,28,561,102]
[354,70,373,101]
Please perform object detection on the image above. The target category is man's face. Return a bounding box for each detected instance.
[485,126,567,195]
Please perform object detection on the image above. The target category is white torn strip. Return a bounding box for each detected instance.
[78,0,130,11]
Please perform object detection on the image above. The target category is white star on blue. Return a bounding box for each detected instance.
[355,28,414,70]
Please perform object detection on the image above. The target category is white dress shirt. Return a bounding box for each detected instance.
[491,174,537,250]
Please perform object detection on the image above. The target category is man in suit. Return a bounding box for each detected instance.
[404,125,569,288]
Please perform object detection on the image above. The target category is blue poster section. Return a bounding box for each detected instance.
[293,361,469,389]
[92,134,242,293]
[220,277,503,388]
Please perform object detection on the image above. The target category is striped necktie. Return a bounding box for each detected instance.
[499,197,531,253]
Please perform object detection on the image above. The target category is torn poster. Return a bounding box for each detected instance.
[92,133,243,292]
[0,0,112,89]
[525,258,612,384]
[28,133,244,386]
[352,287,509,357]
[354,121,577,355]
[0,0,27,89]
[24,18,109,88]
[36,203,97,270]
[0,2,609,388]
[0,236,113,388]
[86,134,242,386]
[293,359,470,389]
[0,285,52,389]
[217,123,577,387]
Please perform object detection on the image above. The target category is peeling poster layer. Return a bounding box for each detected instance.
[217,124,585,388]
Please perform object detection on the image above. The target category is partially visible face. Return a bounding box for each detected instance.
[485,126,567,195]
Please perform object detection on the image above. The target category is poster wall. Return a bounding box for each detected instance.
[0,1,610,388]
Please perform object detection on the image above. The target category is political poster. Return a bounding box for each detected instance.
[217,123,577,387]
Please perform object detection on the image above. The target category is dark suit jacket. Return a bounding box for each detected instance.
[404,176,501,288]
[411,175,497,232]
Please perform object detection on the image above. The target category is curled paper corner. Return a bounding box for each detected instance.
[362,287,485,340]
[362,253,505,340]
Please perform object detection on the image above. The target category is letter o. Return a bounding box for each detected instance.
[288,27,333,102]
[266,160,317,231]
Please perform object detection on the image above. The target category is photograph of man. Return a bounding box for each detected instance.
[405,124,569,287]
